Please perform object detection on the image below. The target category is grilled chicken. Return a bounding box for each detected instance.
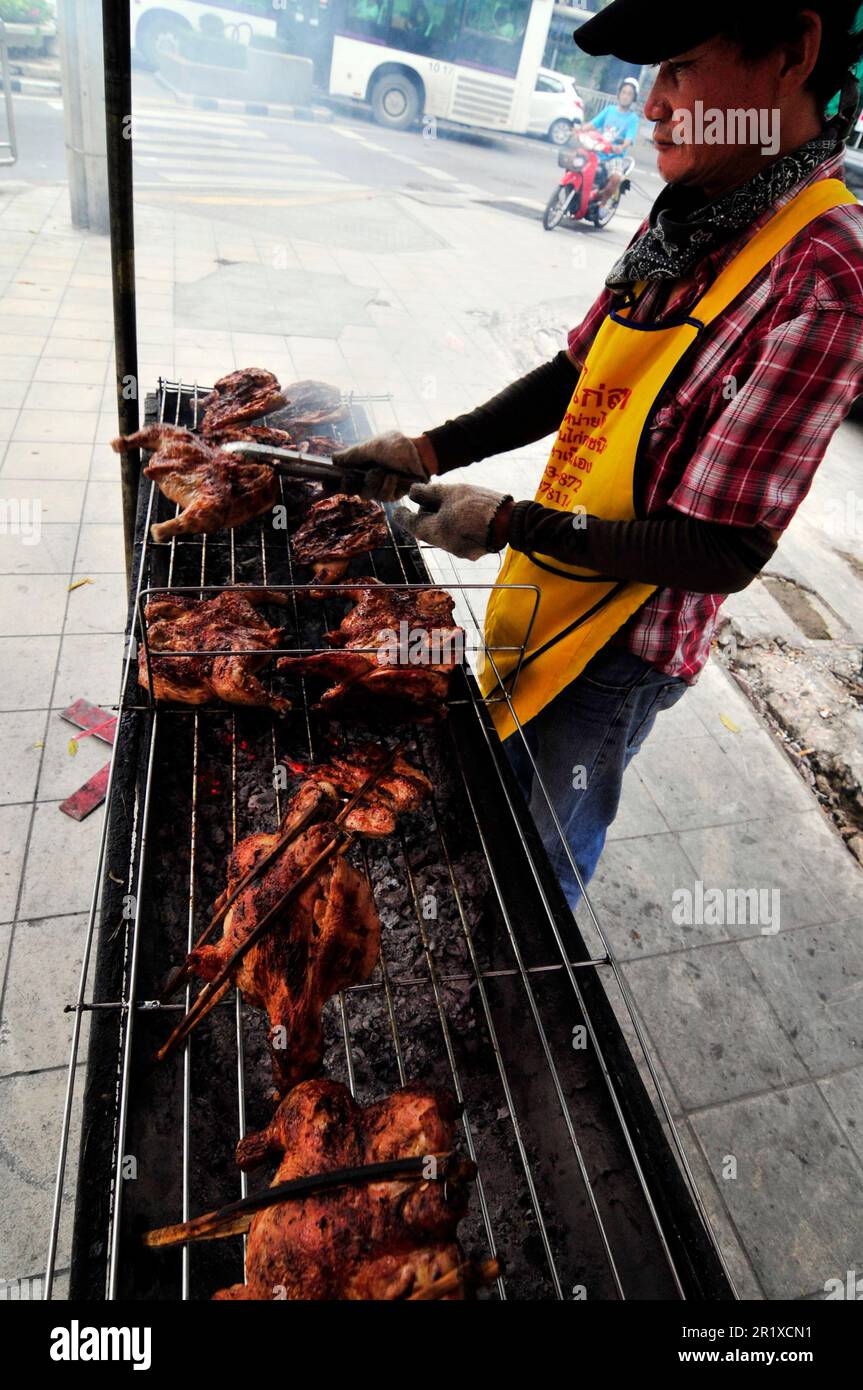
[206,423,295,449]
[278,583,463,720]
[290,493,388,583]
[215,1079,467,1300]
[113,424,278,543]
[187,796,379,1095]
[283,744,432,837]
[140,590,290,711]
[200,368,286,435]
[269,379,348,432]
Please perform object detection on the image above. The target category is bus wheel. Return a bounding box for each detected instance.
[371,74,421,131]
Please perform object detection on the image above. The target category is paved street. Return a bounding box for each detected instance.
[0,72,861,1303]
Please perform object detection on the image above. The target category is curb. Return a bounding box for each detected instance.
[153,74,333,123]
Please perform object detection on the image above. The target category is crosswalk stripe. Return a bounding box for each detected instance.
[135,149,318,166]
[415,164,460,182]
[153,172,356,187]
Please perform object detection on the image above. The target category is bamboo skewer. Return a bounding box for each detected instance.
[160,749,398,1001]
[408,1258,502,1300]
[142,1152,472,1248]
[154,831,348,1064]
[154,751,399,1064]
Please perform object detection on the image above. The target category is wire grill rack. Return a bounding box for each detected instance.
[46,379,736,1302]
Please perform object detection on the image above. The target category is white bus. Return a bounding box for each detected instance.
[327,0,557,136]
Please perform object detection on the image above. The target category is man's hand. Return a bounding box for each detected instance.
[393,482,513,561]
[331,432,437,501]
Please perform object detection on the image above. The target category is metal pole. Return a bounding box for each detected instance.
[101,0,140,589]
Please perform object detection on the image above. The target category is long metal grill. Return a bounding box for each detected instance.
[47,379,736,1303]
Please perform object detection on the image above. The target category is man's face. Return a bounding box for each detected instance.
[644,37,783,188]
[618,84,635,108]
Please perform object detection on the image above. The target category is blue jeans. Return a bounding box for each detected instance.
[505,646,688,911]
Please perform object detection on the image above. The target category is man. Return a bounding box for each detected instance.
[333,1,863,911]
[584,76,641,205]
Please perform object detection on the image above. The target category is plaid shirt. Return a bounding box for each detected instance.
[567,151,863,682]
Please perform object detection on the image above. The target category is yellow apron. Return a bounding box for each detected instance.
[480,178,857,742]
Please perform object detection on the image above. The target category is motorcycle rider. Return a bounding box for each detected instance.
[585,76,641,204]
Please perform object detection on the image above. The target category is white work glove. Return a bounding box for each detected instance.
[331,431,430,502]
[393,482,513,562]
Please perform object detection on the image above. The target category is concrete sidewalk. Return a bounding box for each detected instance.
[0,168,860,1301]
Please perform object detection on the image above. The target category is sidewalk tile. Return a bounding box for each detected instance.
[0,524,77,575]
[606,766,669,840]
[1,442,92,481]
[24,383,102,414]
[0,709,45,805]
[81,480,122,524]
[678,1120,764,1299]
[18,802,104,920]
[818,1066,863,1166]
[63,575,127,636]
[677,813,836,937]
[0,479,85,526]
[0,635,60,711]
[588,831,730,960]
[0,915,89,1076]
[0,574,68,636]
[622,943,807,1110]
[0,803,31,923]
[739,920,863,1077]
[0,1068,82,1282]
[0,355,39,383]
[74,524,124,573]
[35,708,111,804]
[54,633,123,712]
[12,411,98,446]
[690,1084,863,1299]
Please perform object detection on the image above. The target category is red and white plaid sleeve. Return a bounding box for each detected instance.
[664,304,863,531]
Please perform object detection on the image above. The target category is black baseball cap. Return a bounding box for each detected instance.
[574,0,772,65]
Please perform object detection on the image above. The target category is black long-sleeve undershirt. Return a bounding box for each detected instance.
[507,504,778,595]
[424,353,777,595]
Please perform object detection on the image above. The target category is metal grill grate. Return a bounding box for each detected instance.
[46,379,736,1303]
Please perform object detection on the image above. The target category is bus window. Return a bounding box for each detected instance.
[458,0,528,76]
[343,0,391,41]
[388,0,458,60]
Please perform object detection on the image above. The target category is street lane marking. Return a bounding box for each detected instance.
[416,164,460,182]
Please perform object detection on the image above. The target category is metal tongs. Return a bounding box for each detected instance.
[220,440,416,494]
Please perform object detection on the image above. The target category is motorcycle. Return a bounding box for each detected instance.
[542,128,635,232]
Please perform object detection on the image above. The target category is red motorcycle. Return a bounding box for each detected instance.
[543,128,635,231]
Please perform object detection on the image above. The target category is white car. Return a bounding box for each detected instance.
[527,68,584,145]
[130,0,278,68]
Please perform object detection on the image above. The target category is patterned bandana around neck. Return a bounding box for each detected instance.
[605,72,860,298]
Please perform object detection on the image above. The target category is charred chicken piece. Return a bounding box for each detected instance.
[199,367,286,435]
[277,583,463,721]
[206,423,295,449]
[140,590,290,711]
[284,744,432,837]
[290,493,388,583]
[268,379,348,432]
[187,803,379,1095]
[215,1079,467,1300]
[113,424,278,543]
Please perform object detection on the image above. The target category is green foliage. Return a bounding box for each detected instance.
[0,0,54,25]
